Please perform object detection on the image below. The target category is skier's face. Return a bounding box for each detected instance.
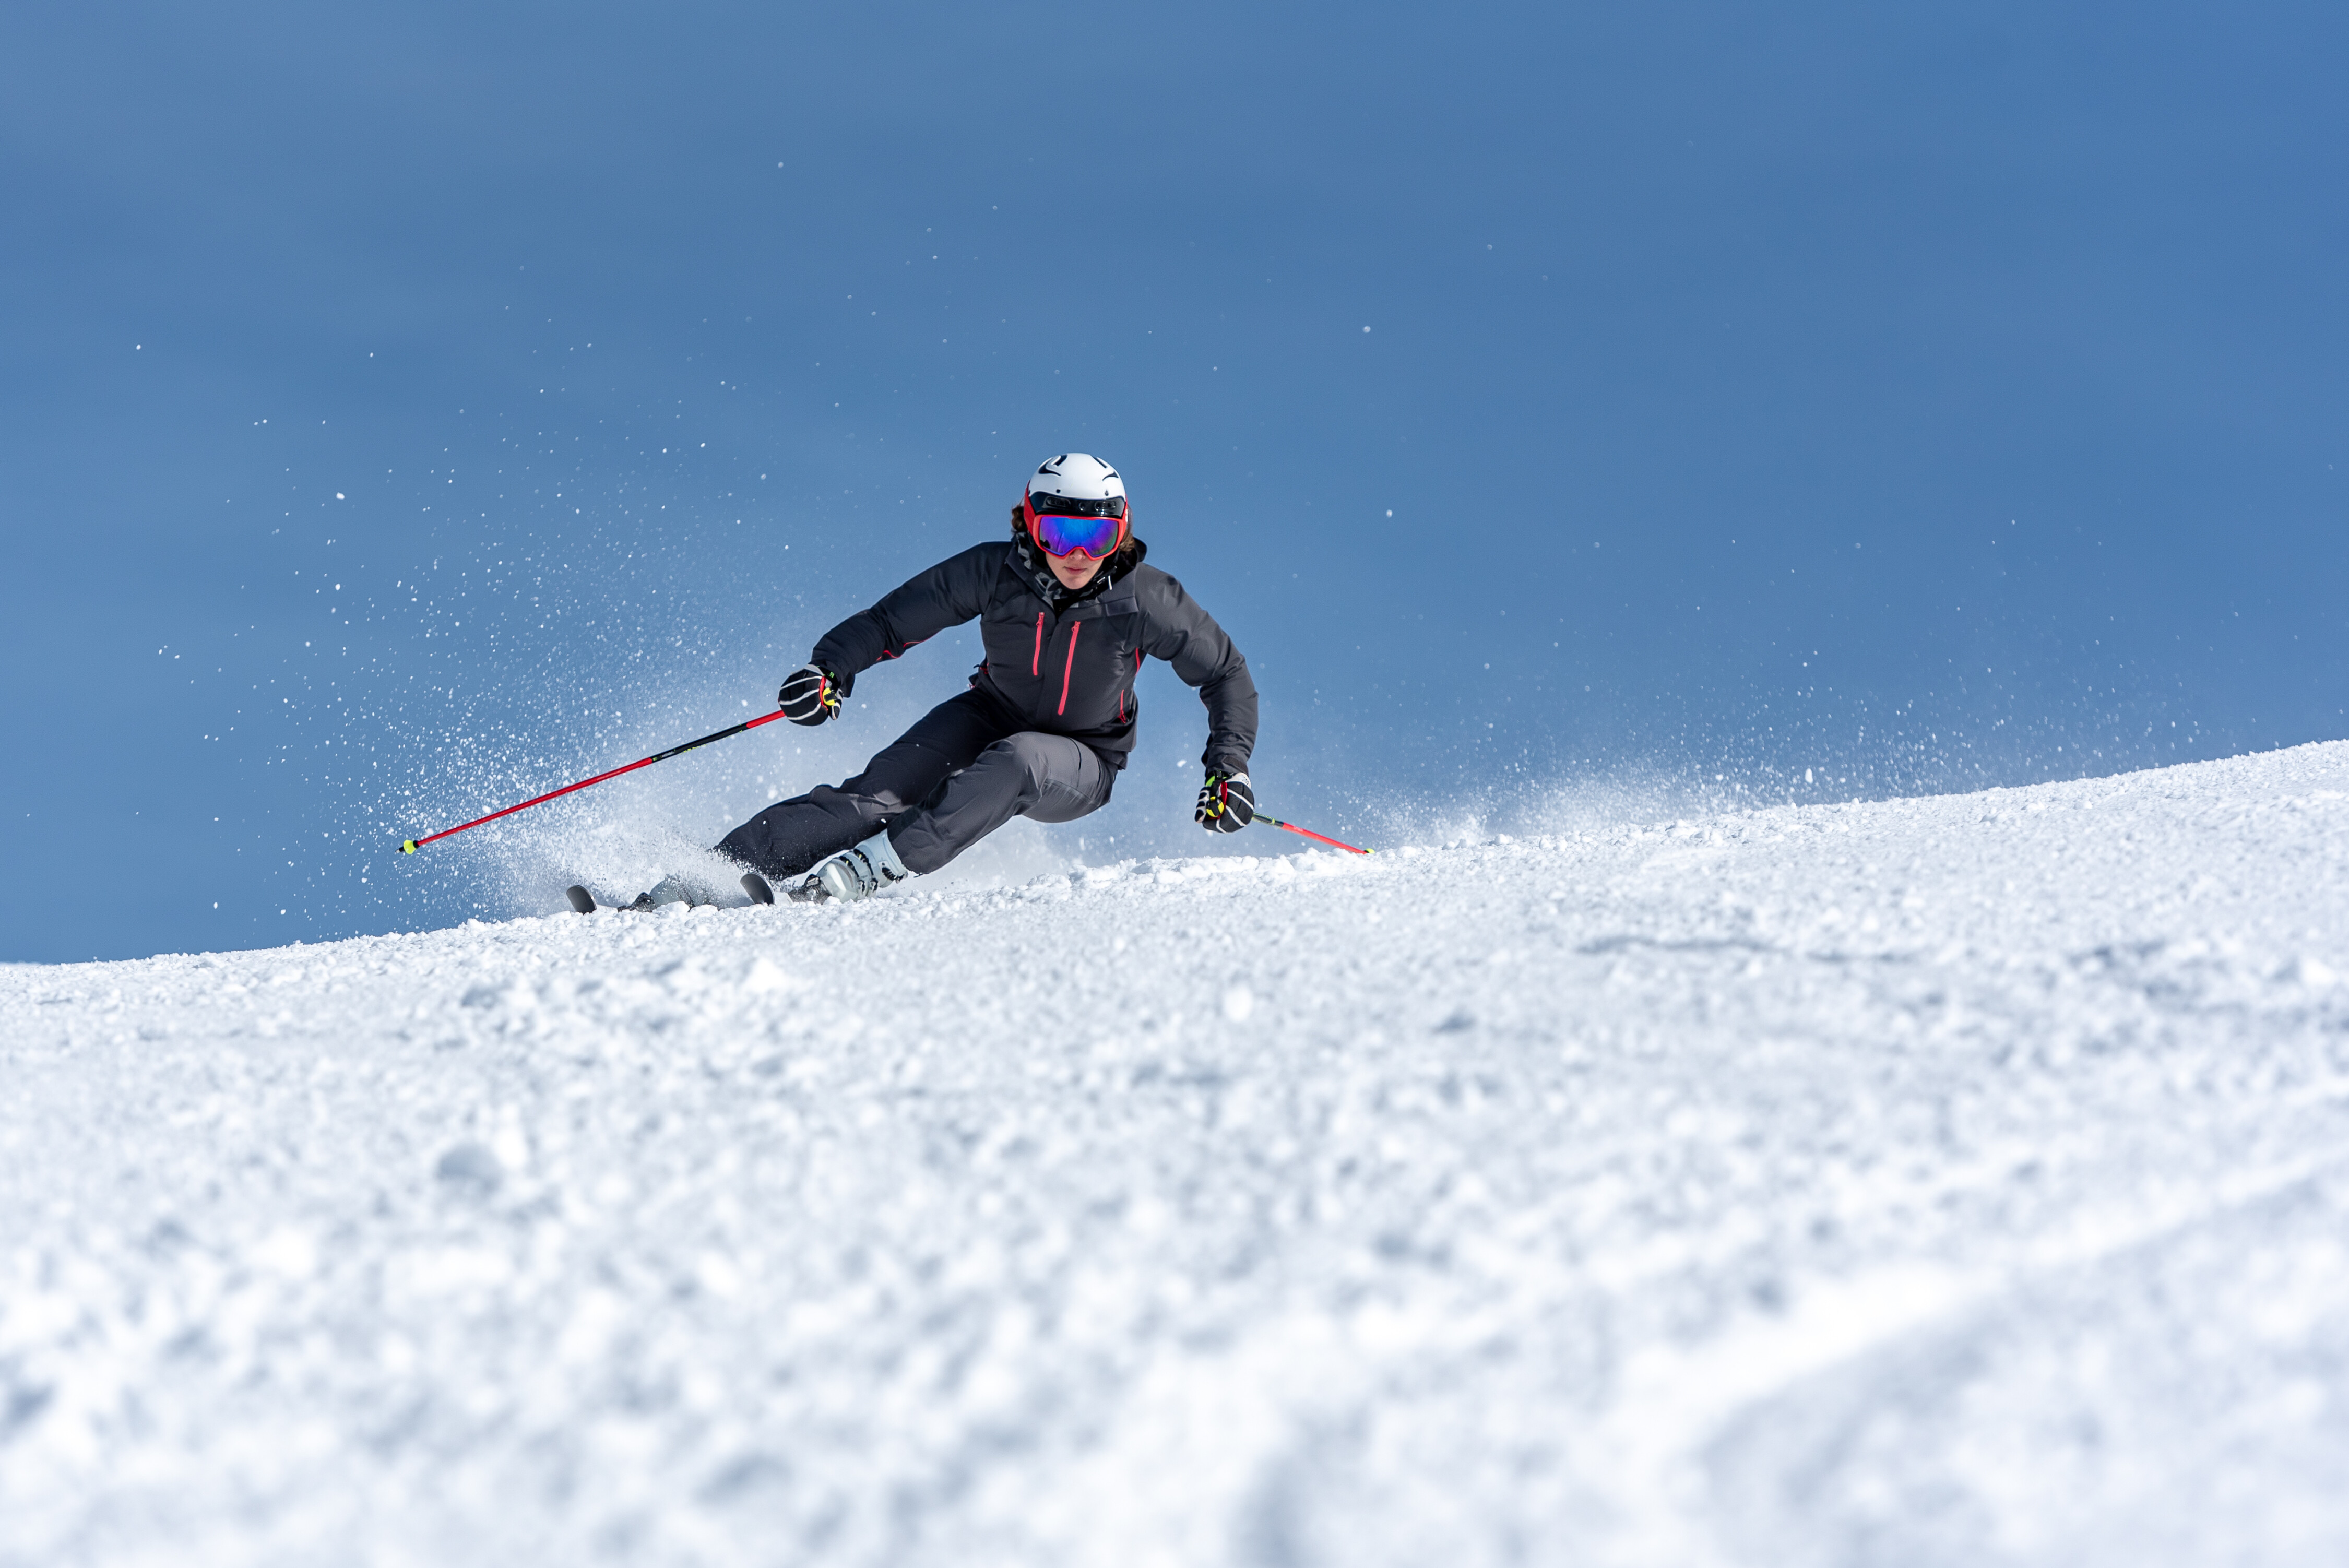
[1045,548,1107,591]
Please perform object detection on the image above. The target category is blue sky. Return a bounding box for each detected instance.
[3,1,2343,961]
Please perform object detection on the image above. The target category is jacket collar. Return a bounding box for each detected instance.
[1011,534,1145,612]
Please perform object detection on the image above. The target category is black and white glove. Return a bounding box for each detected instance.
[1196,770,1254,833]
[777,663,845,726]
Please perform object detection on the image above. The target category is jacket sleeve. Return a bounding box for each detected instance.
[1141,571,1258,776]
[809,543,999,688]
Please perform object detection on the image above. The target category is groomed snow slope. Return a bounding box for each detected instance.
[6,745,2349,1567]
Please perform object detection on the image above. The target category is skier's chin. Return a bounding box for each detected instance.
[1048,556,1105,591]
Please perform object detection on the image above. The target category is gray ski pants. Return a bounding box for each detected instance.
[716,690,1113,878]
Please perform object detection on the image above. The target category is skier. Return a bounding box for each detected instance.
[656,454,1257,906]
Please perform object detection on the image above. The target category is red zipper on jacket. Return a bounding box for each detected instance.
[1031,612,1045,677]
[1058,621,1081,715]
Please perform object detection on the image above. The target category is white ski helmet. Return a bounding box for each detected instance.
[1026,453,1125,513]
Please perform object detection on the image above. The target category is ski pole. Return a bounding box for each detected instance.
[1249,810,1373,855]
[398,709,790,853]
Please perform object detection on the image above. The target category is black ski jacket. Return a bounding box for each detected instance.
[810,537,1256,774]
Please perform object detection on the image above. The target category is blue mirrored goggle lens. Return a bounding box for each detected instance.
[1030,509,1124,558]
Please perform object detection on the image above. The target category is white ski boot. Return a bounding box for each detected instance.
[808,830,913,904]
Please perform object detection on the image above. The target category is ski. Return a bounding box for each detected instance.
[562,885,668,913]
[562,884,700,914]
[747,871,826,905]
[564,874,815,916]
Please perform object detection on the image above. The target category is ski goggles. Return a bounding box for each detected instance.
[1024,493,1129,559]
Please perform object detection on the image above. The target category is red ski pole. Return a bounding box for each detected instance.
[1249,810,1373,855]
[398,709,790,853]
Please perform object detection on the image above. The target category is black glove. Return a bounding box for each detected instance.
[778,663,845,726]
[1196,770,1254,833]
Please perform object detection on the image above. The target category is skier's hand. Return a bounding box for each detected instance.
[1196,771,1254,833]
[778,663,845,726]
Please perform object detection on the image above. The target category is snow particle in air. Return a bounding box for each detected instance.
[434,1142,503,1197]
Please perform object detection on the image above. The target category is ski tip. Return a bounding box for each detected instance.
[740,872,777,907]
[564,885,597,916]
[400,839,420,855]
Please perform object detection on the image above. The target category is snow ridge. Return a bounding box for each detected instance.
[5,744,2349,1566]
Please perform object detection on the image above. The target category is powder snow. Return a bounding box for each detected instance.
[5,744,2348,1566]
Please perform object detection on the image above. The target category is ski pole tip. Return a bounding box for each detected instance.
[400,839,419,855]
